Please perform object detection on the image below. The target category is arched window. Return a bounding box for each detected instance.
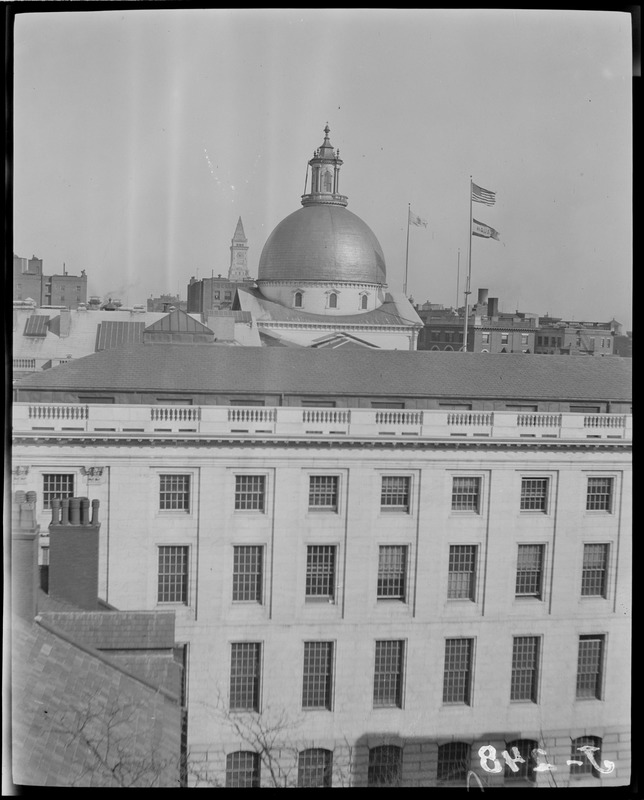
[226,751,260,787]
[431,345,440,351]
[294,292,303,308]
[323,170,333,191]
[361,294,368,310]
[437,742,471,782]
[298,748,333,787]
[328,293,338,309]
[368,745,403,787]
[570,736,603,778]
[444,345,454,351]
[504,739,538,783]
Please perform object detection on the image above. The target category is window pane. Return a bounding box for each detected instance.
[570,736,602,777]
[309,476,338,510]
[230,643,261,710]
[157,546,188,604]
[159,474,190,511]
[437,742,470,782]
[515,545,544,597]
[373,640,404,707]
[42,474,75,509]
[443,639,472,704]
[381,476,410,511]
[520,478,548,511]
[233,546,263,602]
[504,740,538,781]
[510,636,539,701]
[581,544,609,597]
[235,475,265,511]
[368,746,402,787]
[298,749,332,787]
[302,642,333,709]
[377,546,407,599]
[586,478,613,511]
[576,636,604,699]
[306,546,336,599]
[452,477,481,512]
[226,751,260,787]
[448,545,477,600]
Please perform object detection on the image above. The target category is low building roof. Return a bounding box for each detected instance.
[14,343,632,402]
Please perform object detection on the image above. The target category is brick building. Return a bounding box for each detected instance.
[13,253,88,308]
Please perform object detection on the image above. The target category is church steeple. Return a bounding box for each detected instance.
[228,217,250,281]
[301,124,348,208]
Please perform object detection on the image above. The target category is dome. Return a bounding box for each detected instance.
[258,205,387,285]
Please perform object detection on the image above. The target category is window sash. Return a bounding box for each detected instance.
[306,546,336,598]
[157,546,189,604]
[308,476,338,510]
[229,643,261,711]
[504,740,538,781]
[510,636,539,701]
[570,737,602,776]
[226,752,260,787]
[520,478,548,511]
[368,746,403,787]
[448,545,477,600]
[437,742,470,782]
[377,546,407,599]
[159,474,190,511]
[302,642,333,709]
[586,477,613,511]
[576,636,604,699]
[42,473,75,509]
[451,477,481,512]
[581,544,609,597]
[515,545,544,597]
[233,546,263,602]
[443,638,472,704]
[298,749,332,787]
[380,476,410,511]
[235,475,266,511]
[373,640,404,707]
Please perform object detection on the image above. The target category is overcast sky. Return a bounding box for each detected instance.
[13,8,633,328]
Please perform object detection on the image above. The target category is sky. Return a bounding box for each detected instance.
[12,8,633,329]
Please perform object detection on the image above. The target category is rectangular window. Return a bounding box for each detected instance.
[510,636,540,702]
[373,640,404,707]
[377,545,407,600]
[371,401,404,409]
[586,477,613,512]
[42,474,75,509]
[159,474,190,511]
[451,477,481,512]
[481,332,490,344]
[443,638,473,704]
[308,476,338,511]
[233,546,263,603]
[380,475,411,512]
[298,749,332,787]
[576,635,605,699]
[157,546,189,604]
[302,642,333,709]
[306,545,336,600]
[521,334,529,345]
[501,333,509,345]
[226,752,260,787]
[229,642,261,711]
[515,545,545,598]
[581,544,609,597]
[448,545,477,600]
[235,475,266,511]
[520,477,549,512]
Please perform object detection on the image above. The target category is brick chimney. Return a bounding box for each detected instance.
[48,497,101,610]
[487,297,499,318]
[59,308,71,337]
[477,288,489,305]
[12,491,40,621]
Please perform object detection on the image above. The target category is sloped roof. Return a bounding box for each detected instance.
[144,307,213,335]
[14,343,632,403]
[96,320,146,351]
[39,611,177,650]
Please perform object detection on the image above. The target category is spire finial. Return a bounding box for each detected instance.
[324,123,330,139]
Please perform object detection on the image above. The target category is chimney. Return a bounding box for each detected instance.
[477,288,489,306]
[59,308,71,337]
[12,491,40,621]
[487,297,499,318]
[48,497,101,610]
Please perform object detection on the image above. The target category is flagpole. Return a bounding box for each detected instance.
[404,203,411,296]
[462,177,473,352]
[456,248,460,309]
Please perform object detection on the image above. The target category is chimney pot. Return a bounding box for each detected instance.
[51,498,61,525]
[61,497,70,525]
[26,491,37,503]
[91,499,100,525]
[69,497,81,525]
[80,497,90,525]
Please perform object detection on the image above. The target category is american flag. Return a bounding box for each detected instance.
[409,209,428,228]
[471,182,496,206]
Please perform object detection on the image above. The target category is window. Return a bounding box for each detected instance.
[294,291,303,308]
[501,333,509,345]
[361,294,368,309]
[521,334,529,345]
[451,477,481,512]
[437,742,470,782]
[298,749,332,787]
[368,745,403,787]
[328,293,337,309]
[308,475,338,511]
[43,474,75,509]
[224,291,232,300]
[576,635,604,699]
[306,546,336,600]
[235,475,266,511]
[581,544,609,597]
[448,545,477,600]
[504,739,537,782]
[510,636,540,702]
[302,642,333,709]
[520,477,549,512]
[443,638,473,704]
[586,477,613,512]
[481,332,490,344]
[157,546,189,604]
[233,546,263,603]
[373,640,404,707]
[380,476,410,512]
[229,642,261,711]
[371,401,404,409]
[570,736,603,777]
[301,399,336,407]
[159,474,190,511]
[226,751,260,787]
[377,546,407,600]
[515,545,544,598]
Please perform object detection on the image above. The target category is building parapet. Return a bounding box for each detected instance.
[12,403,632,443]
